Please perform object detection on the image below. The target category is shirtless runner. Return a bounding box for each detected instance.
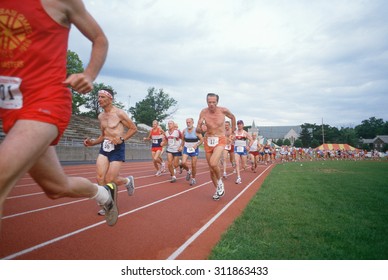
[196,93,236,200]
[84,88,137,215]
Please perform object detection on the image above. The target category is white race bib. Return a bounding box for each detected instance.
[225,144,231,150]
[102,139,115,152]
[237,146,244,153]
[207,137,219,147]
[187,147,195,153]
[0,76,23,109]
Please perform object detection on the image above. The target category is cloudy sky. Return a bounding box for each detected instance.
[69,0,388,129]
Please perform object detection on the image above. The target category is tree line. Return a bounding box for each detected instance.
[271,117,388,150]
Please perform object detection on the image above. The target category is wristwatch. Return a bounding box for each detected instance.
[120,137,125,142]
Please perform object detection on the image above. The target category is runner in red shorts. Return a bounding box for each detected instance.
[143,120,166,176]
[0,0,119,229]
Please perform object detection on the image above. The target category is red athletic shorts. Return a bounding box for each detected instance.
[249,151,259,156]
[1,88,72,145]
[152,146,163,152]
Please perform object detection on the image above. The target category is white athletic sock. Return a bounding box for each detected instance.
[91,184,110,205]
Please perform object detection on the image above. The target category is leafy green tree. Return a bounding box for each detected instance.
[66,50,87,115]
[355,117,385,139]
[311,138,320,148]
[283,138,291,146]
[299,125,312,147]
[294,139,303,148]
[382,121,388,135]
[338,127,358,147]
[129,87,177,125]
[275,138,284,146]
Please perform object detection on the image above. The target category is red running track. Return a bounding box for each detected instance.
[0,159,274,260]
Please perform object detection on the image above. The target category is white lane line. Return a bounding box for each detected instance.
[1,181,208,260]
[2,166,270,260]
[166,165,272,260]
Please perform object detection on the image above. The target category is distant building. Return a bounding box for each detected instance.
[362,135,388,151]
[248,121,301,145]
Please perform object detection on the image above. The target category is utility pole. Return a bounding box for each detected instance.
[322,117,325,144]
[127,94,131,115]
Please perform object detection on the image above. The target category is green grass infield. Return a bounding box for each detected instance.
[209,160,388,260]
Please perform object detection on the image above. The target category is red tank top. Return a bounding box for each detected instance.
[0,0,71,110]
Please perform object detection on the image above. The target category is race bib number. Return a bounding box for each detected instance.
[207,137,219,147]
[152,139,159,144]
[168,138,176,146]
[0,76,23,109]
[102,139,115,152]
[237,146,244,153]
[187,147,196,153]
[225,144,231,150]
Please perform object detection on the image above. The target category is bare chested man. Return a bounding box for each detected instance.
[84,88,137,215]
[196,93,236,200]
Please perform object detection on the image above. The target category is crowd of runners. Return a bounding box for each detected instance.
[3,0,386,232]
[141,118,387,193]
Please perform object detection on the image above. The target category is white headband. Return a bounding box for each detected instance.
[98,90,113,99]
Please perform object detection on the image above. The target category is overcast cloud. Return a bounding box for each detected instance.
[69,0,388,129]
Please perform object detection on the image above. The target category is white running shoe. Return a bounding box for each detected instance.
[235,177,242,184]
[125,176,135,196]
[213,181,225,200]
[161,162,166,173]
[170,176,177,183]
[186,170,192,181]
[190,178,196,186]
[212,190,220,200]
[155,170,162,176]
[100,183,118,226]
[223,171,227,178]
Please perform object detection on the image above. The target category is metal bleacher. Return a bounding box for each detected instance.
[0,115,152,161]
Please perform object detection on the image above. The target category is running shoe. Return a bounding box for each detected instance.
[213,181,225,200]
[212,190,220,200]
[101,183,118,226]
[235,177,242,184]
[186,170,192,181]
[161,162,166,173]
[170,176,177,183]
[223,171,227,178]
[155,170,162,176]
[125,176,135,196]
[190,178,196,186]
[98,209,105,216]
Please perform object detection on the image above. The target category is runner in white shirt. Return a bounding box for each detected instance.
[162,120,182,183]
